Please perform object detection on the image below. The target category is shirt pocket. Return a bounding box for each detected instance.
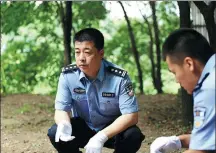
[99,97,120,116]
[73,94,90,120]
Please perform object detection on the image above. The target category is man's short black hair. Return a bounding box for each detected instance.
[73,28,104,51]
[162,28,215,65]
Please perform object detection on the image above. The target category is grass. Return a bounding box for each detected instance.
[17,103,32,114]
[37,103,54,113]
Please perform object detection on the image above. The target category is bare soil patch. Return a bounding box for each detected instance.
[1,94,190,153]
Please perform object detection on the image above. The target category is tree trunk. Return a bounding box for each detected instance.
[193,1,216,51]
[138,8,157,91]
[58,1,72,66]
[178,1,194,126]
[178,1,191,28]
[119,1,144,94]
[181,88,194,125]
[149,1,163,93]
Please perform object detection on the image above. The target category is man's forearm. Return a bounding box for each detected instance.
[54,109,71,124]
[101,112,138,138]
[178,134,191,148]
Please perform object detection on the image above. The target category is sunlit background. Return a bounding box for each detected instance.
[1,1,181,95]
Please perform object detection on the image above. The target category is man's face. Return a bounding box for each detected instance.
[75,41,104,78]
[166,55,200,94]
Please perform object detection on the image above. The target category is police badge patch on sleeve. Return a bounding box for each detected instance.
[125,83,134,96]
[194,107,206,129]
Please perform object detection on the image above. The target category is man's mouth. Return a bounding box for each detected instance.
[79,65,88,68]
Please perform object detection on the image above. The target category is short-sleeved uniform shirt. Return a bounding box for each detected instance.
[189,54,216,150]
[55,59,138,131]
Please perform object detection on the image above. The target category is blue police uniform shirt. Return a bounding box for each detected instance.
[189,54,216,150]
[55,59,138,131]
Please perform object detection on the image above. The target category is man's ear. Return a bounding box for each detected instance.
[184,57,194,71]
[99,50,104,58]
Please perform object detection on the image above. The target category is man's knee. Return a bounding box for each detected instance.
[47,124,57,140]
[124,126,145,143]
[115,126,145,153]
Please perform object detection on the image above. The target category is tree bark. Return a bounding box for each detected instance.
[58,1,72,66]
[119,1,144,94]
[178,1,191,28]
[193,1,216,51]
[178,1,194,126]
[138,7,157,92]
[149,1,163,93]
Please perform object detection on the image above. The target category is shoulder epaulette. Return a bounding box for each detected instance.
[107,66,127,77]
[62,64,78,73]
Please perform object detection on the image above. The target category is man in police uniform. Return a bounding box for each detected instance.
[47,28,145,153]
[150,29,215,153]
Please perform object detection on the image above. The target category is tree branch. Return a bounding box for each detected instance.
[193,1,208,16]
[209,1,216,12]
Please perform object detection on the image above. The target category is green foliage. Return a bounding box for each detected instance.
[1,1,107,94]
[1,23,63,93]
[157,1,179,43]
[104,19,152,93]
[2,2,36,34]
[73,1,107,30]
[1,1,180,95]
[104,1,179,94]
[2,2,58,34]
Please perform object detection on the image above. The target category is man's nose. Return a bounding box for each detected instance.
[79,52,86,61]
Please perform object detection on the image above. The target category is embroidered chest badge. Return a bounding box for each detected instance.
[194,107,206,129]
[73,87,86,94]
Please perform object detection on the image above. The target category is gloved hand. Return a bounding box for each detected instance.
[150,136,182,153]
[55,120,75,142]
[84,131,108,153]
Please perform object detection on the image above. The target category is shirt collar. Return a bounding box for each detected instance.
[198,54,215,83]
[78,60,105,82]
[79,70,86,81]
[95,60,105,82]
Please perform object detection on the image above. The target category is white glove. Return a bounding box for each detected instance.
[150,136,182,153]
[55,120,75,142]
[84,131,108,153]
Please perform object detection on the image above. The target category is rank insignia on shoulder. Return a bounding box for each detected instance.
[62,64,78,73]
[107,66,127,77]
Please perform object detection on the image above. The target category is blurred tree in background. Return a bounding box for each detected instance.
[1,1,180,95]
[177,1,216,126]
[1,1,106,94]
[1,1,215,129]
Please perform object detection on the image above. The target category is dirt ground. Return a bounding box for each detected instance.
[1,94,191,153]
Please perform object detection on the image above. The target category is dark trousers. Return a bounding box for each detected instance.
[47,117,145,153]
